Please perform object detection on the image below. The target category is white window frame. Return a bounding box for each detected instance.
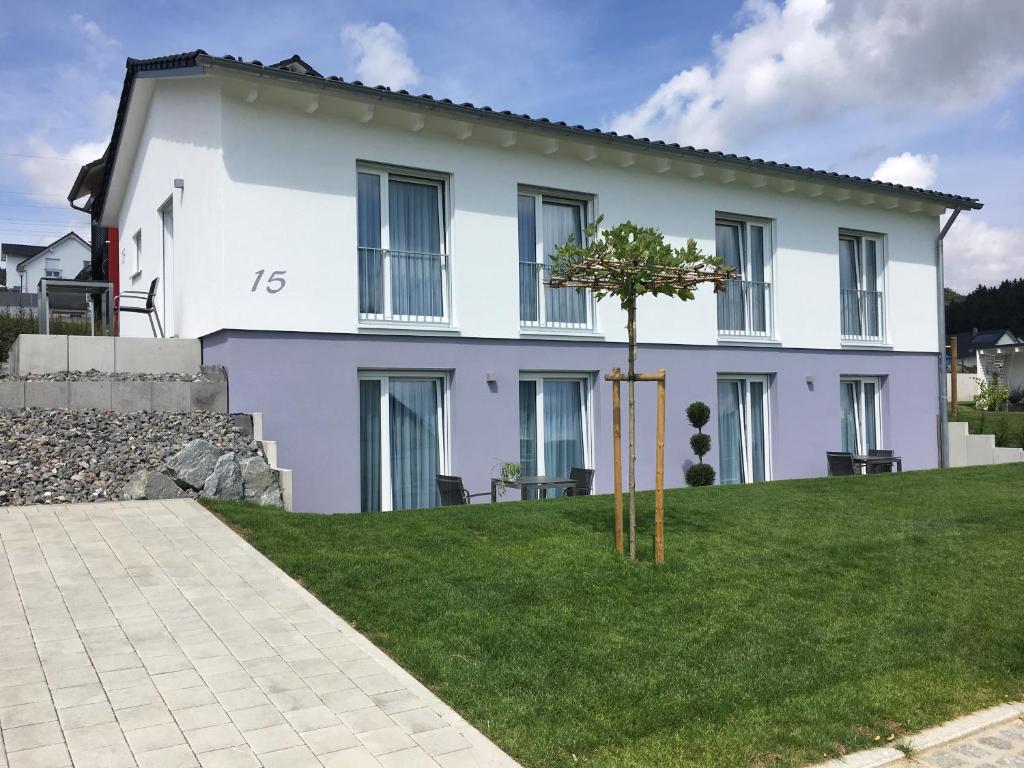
[839,230,886,341]
[44,257,62,279]
[132,229,142,279]
[716,214,774,338]
[840,376,883,454]
[519,373,594,475]
[717,374,772,483]
[358,370,451,512]
[356,164,451,325]
[518,188,596,332]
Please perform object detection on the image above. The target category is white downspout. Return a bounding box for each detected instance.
[936,207,963,468]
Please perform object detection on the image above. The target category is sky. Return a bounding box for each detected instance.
[0,0,1022,292]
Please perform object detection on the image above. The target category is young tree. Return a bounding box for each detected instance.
[549,217,733,559]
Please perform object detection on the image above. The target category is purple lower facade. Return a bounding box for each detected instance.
[202,330,941,514]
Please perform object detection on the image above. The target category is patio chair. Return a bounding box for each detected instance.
[867,448,894,474]
[564,467,595,496]
[114,277,164,338]
[826,451,856,477]
[436,475,489,506]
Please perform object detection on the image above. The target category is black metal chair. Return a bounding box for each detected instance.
[867,448,894,474]
[114,277,164,338]
[436,475,489,506]
[564,467,595,496]
[826,452,856,476]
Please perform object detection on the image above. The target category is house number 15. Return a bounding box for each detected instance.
[251,269,287,294]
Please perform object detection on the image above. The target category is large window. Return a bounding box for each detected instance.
[359,373,448,512]
[357,167,449,324]
[717,376,770,485]
[519,375,591,494]
[716,217,771,337]
[839,233,884,341]
[518,191,593,330]
[840,377,881,454]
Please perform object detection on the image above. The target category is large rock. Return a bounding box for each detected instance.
[123,470,185,500]
[239,456,284,508]
[201,452,243,500]
[167,439,221,490]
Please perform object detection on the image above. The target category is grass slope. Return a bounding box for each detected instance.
[949,404,1024,448]
[207,465,1024,768]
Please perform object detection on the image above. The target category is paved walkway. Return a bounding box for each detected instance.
[0,500,518,768]
[902,717,1024,767]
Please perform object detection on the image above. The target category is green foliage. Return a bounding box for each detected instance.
[550,216,728,310]
[945,277,1024,338]
[689,432,711,458]
[0,308,92,362]
[973,377,1010,411]
[948,403,1024,449]
[686,401,711,430]
[685,462,716,487]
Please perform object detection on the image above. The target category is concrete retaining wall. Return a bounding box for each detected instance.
[0,377,227,413]
[948,421,1024,467]
[8,335,202,376]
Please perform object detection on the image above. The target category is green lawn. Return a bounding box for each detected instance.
[206,465,1024,768]
[949,404,1024,448]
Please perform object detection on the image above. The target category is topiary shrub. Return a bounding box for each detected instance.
[685,463,715,487]
[685,400,715,486]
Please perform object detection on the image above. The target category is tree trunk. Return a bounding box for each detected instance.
[627,302,637,560]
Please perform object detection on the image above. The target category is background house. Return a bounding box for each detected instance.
[0,243,45,290]
[11,232,91,293]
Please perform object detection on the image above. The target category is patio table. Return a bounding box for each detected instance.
[37,278,114,335]
[490,475,577,502]
[852,454,903,473]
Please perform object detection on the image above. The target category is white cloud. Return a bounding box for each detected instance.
[871,152,938,189]
[19,135,108,200]
[609,0,1024,150]
[340,22,420,90]
[69,14,118,60]
[944,217,1024,292]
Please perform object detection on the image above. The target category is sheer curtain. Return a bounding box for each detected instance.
[864,240,879,336]
[389,380,441,510]
[863,381,878,451]
[839,238,861,335]
[543,202,586,324]
[840,381,859,452]
[717,380,744,485]
[359,380,381,512]
[749,225,767,332]
[389,180,443,318]
[542,380,584,495]
[716,223,745,331]
[357,173,383,315]
[519,381,538,477]
[748,381,766,482]
[518,195,538,322]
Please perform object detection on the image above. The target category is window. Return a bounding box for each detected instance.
[840,377,882,454]
[717,376,770,484]
[519,375,592,495]
[716,217,771,337]
[83,259,90,271]
[357,167,448,323]
[839,233,884,340]
[45,258,61,279]
[132,229,142,277]
[518,190,593,330]
[359,373,448,512]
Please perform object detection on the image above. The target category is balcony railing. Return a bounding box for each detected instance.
[717,280,772,337]
[841,288,884,341]
[519,261,593,331]
[358,247,449,324]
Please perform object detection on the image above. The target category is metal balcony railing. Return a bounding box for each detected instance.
[519,261,593,331]
[841,288,884,341]
[358,247,449,324]
[717,279,772,337]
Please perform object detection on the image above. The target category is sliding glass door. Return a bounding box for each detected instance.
[519,376,590,494]
[359,374,447,511]
[840,377,881,453]
[717,376,770,485]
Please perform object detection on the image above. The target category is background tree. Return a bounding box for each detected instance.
[945,278,1024,338]
[550,217,733,559]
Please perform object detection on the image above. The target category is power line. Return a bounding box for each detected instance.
[0,152,83,163]
[0,190,70,198]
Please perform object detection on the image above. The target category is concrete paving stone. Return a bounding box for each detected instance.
[241,658,291,678]
[358,726,417,757]
[183,723,245,754]
[0,685,49,709]
[320,746,384,767]
[45,666,100,692]
[92,653,143,673]
[57,702,116,730]
[115,702,174,732]
[107,683,162,711]
[141,654,192,676]
[195,745,260,768]
[283,705,341,734]
[100,666,151,691]
[377,747,443,768]
[391,709,448,736]
[192,657,244,679]
[357,674,406,696]
[267,690,322,714]
[412,728,472,757]
[0,654,41,673]
[323,689,376,715]
[0,702,57,730]
[134,743,199,768]
[173,704,231,733]
[371,691,426,716]
[69,741,136,768]
[123,722,186,754]
[6,742,71,768]
[241,723,304,755]
[341,659,389,680]
[305,673,357,697]
[215,689,270,714]
[228,705,285,733]
[52,683,106,710]
[288,657,338,678]
[341,708,398,735]
[258,744,323,768]
[1,722,64,753]
[152,670,204,693]
[64,721,127,752]
[203,673,252,695]
[301,724,361,756]
[278,644,323,664]
[432,750,485,768]
[0,668,45,689]
[254,673,305,696]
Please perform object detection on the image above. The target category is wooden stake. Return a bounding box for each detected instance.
[654,369,666,564]
[610,367,623,556]
[950,335,958,420]
[626,304,637,561]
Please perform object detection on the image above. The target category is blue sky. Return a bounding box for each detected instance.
[1,0,1022,290]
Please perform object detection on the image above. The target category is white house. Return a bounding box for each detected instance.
[70,51,984,513]
[3,232,91,293]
